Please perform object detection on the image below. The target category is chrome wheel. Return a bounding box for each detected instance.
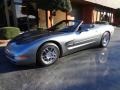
[101,32,110,47]
[41,47,58,64]
[37,43,60,66]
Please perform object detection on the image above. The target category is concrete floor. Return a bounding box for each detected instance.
[0,28,120,90]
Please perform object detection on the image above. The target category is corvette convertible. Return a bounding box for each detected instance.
[5,20,114,66]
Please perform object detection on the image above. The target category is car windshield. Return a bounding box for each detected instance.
[49,20,80,32]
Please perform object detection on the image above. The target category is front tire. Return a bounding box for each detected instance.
[37,43,60,66]
[100,32,110,48]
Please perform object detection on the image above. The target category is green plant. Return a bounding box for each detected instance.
[0,27,21,40]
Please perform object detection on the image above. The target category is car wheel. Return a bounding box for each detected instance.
[37,43,60,66]
[100,32,110,47]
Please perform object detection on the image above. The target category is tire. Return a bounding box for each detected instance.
[100,32,110,48]
[37,43,60,66]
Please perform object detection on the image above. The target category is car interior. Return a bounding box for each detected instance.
[78,24,95,32]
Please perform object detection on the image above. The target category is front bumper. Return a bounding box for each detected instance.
[5,48,36,65]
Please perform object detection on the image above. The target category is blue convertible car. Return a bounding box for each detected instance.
[5,20,114,66]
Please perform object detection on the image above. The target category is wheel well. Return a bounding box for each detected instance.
[105,31,111,37]
[37,41,63,58]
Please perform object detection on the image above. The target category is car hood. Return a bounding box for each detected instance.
[10,30,68,44]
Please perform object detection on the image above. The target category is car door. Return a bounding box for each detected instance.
[73,25,98,49]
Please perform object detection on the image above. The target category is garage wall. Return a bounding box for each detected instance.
[38,9,47,29]
[53,10,66,24]
[92,6,114,24]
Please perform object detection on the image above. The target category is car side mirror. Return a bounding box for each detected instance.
[78,27,81,31]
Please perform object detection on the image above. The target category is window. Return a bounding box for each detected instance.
[14,0,37,31]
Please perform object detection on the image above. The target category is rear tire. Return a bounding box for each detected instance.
[100,32,110,48]
[37,43,60,66]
